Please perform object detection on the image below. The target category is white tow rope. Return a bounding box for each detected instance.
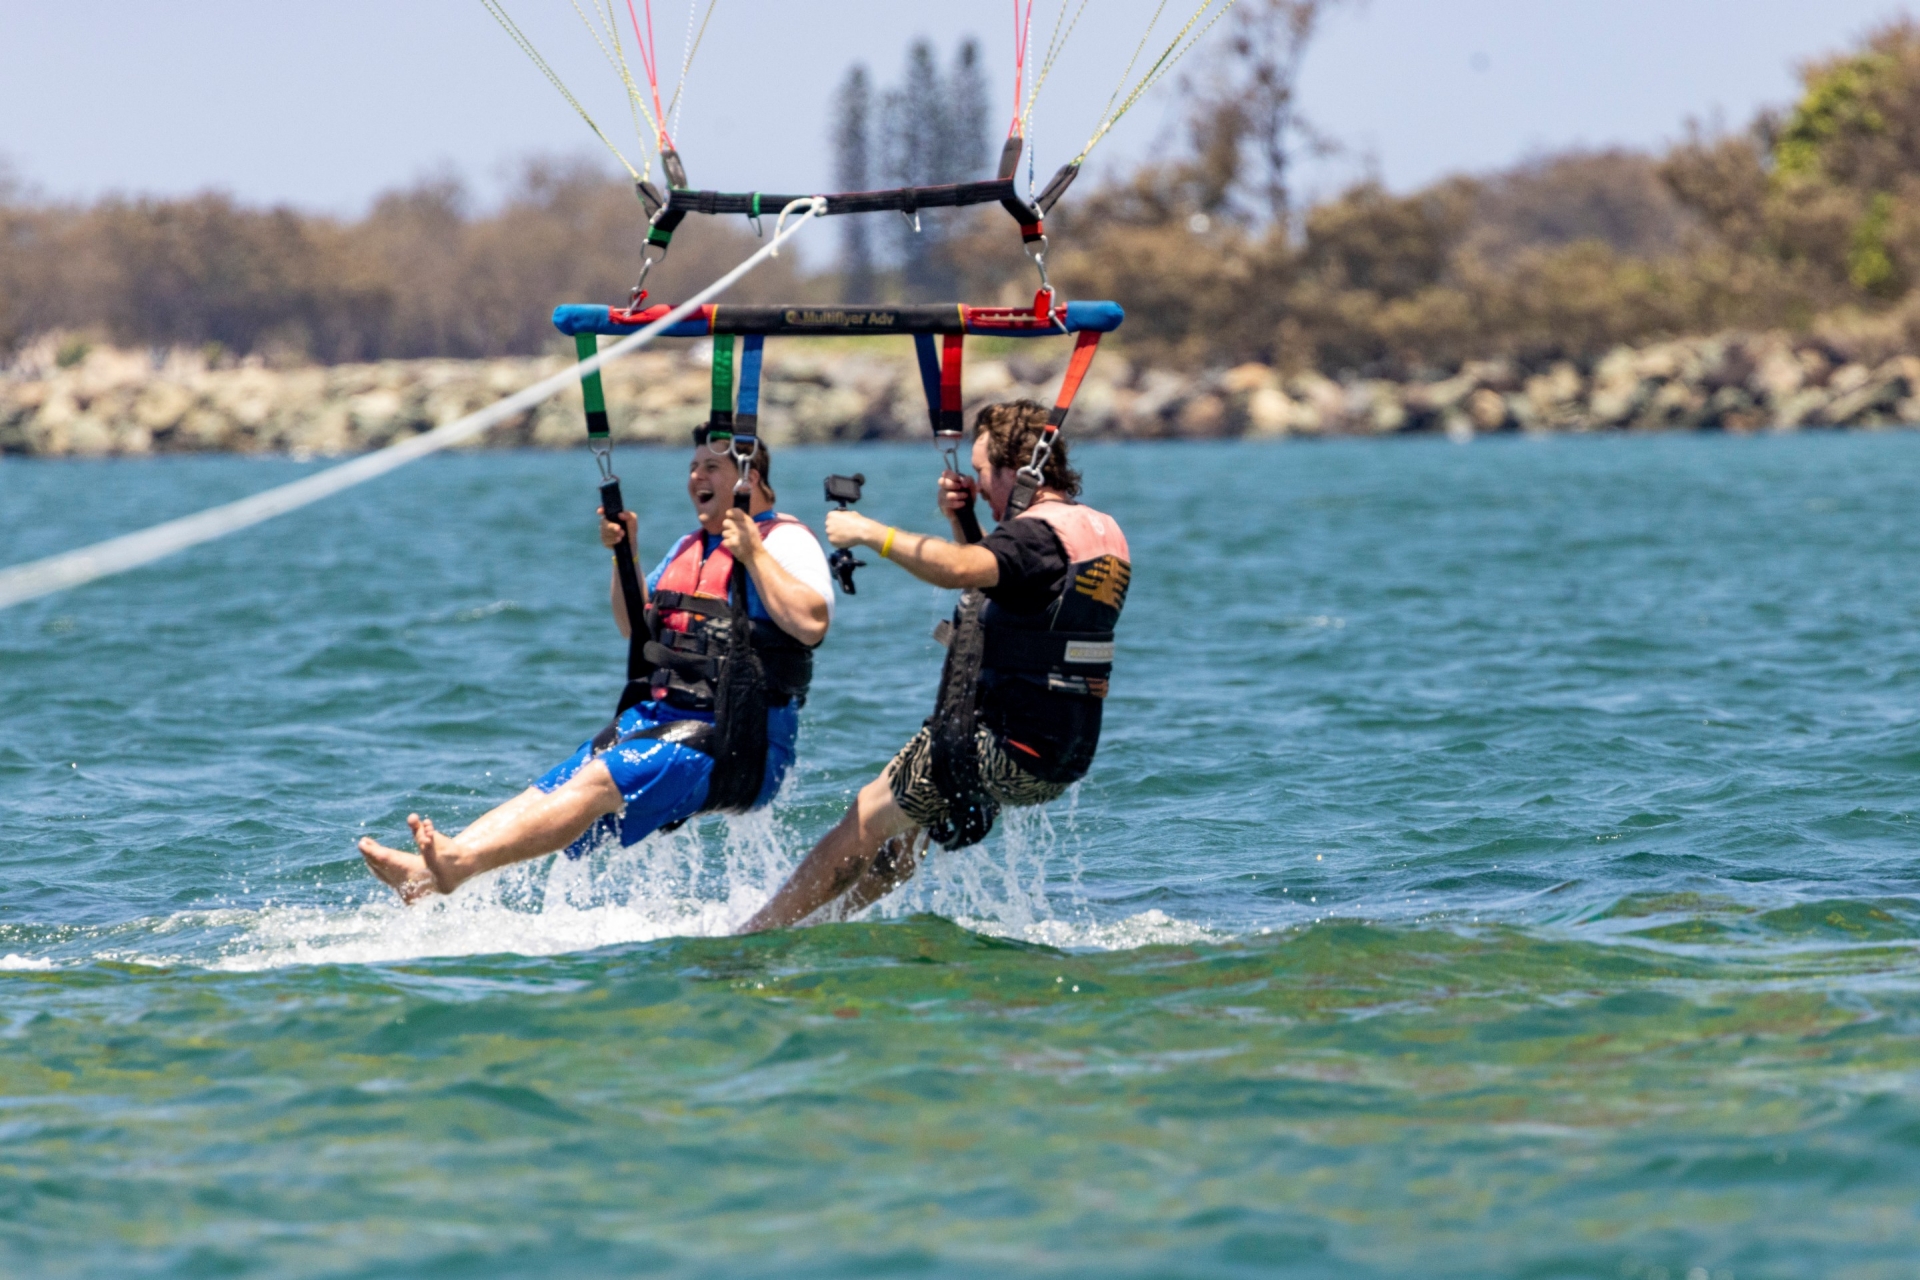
[0,197,828,613]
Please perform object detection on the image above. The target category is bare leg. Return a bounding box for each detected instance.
[452,785,547,848]
[834,829,928,919]
[738,774,917,933]
[358,762,623,902]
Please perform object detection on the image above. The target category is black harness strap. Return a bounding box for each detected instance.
[695,438,772,813]
[647,589,728,619]
[926,579,996,850]
[571,332,653,719]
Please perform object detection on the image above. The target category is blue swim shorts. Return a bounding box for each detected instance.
[536,700,799,855]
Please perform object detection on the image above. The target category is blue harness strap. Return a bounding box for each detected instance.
[913,334,943,431]
[736,334,765,432]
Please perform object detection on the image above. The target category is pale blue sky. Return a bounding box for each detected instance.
[1,0,1911,244]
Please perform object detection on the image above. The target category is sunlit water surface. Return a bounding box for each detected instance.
[6,433,1920,1278]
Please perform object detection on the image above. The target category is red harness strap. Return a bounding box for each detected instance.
[940,333,965,435]
[1047,330,1102,429]
[1005,329,1104,521]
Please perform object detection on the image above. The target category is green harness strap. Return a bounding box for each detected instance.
[575,333,611,441]
[709,334,736,433]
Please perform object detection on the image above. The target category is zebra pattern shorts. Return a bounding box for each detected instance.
[885,725,1069,831]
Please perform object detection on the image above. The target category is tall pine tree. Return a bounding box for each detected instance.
[878,38,990,300]
[832,65,875,301]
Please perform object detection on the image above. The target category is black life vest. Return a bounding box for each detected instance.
[978,499,1130,697]
[925,497,1130,849]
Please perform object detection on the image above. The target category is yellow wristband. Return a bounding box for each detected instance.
[880,527,898,560]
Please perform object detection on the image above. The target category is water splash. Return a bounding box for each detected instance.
[214,803,812,970]
[889,801,1068,930]
[200,788,1213,969]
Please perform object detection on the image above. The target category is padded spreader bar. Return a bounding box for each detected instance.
[553,300,1124,338]
[649,178,1044,247]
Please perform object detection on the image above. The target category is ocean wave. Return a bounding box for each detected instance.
[966,908,1227,951]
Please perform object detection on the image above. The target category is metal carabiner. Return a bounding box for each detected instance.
[590,438,616,482]
[1025,236,1053,293]
[730,436,758,499]
[940,437,966,481]
[1019,431,1055,486]
[629,244,666,308]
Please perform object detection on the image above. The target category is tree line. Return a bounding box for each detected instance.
[1046,7,1920,374]
[9,5,1920,377]
[0,159,806,363]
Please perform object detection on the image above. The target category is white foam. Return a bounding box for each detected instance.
[853,798,1223,951]
[217,812,797,971]
[0,954,55,971]
[205,794,1218,969]
[967,908,1227,952]
[882,801,1069,928]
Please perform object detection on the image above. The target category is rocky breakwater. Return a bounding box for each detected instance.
[5,328,1919,459]
[0,337,1129,457]
[1222,332,1920,438]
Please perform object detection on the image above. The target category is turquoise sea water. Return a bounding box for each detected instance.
[5,433,1920,1277]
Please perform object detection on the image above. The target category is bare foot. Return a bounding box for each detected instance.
[409,813,469,895]
[358,834,439,904]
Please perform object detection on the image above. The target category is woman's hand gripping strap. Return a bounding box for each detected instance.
[1006,330,1102,520]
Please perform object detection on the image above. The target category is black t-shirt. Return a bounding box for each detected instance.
[980,519,1071,613]
[973,518,1102,783]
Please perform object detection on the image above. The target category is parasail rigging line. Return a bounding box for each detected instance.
[1009,0,1034,135]
[482,0,645,181]
[665,0,718,143]
[1019,0,1091,142]
[624,0,673,150]
[0,198,830,614]
[567,0,667,173]
[1074,0,1237,164]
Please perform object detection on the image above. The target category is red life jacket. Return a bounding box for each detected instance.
[644,514,817,711]
[981,497,1131,699]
